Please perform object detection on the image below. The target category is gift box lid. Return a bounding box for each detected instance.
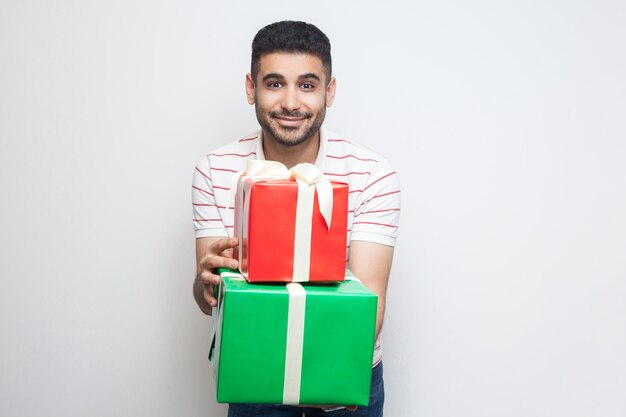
[218,268,373,296]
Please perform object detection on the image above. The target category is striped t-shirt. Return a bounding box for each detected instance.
[192,129,401,365]
[193,129,400,247]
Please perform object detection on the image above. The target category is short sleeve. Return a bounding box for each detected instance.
[350,159,401,246]
[192,157,229,238]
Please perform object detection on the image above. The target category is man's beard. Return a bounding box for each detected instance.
[255,103,326,147]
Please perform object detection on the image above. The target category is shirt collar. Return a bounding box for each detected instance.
[255,128,327,171]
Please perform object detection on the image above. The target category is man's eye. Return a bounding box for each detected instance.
[267,82,282,88]
[301,83,315,89]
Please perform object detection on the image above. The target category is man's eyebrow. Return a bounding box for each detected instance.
[262,73,285,82]
[298,73,321,81]
[262,73,322,82]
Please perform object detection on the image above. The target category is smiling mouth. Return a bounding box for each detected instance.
[275,116,305,121]
[273,115,308,128]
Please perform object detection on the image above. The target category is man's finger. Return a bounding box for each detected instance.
[200,253,239,271]
[199,270,220,286]
[203,286,218,307]
[211,237,239,254]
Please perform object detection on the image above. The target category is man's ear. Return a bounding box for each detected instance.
[325,77,337,107]
[245,73,256,105]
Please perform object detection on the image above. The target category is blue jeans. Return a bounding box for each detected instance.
[227,361,384,417]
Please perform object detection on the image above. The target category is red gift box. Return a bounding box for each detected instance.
[233,174,348,283]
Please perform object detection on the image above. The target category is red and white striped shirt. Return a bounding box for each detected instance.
[192,129,401,251]
[192,129,400,365]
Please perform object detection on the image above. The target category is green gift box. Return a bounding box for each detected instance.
[208,268,377,406]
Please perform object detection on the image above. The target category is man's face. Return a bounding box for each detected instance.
[246,53,336,147]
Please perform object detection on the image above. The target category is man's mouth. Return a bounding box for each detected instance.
[271,113,310,128]
[273,114,309,128]
[276,116,306,127]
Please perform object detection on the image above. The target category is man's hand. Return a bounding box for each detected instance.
[194,237,239,315]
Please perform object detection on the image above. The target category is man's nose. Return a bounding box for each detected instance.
[280,86,300,112]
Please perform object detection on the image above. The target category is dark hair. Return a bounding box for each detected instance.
[251,21,332,84]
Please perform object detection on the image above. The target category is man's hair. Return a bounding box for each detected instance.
[251,21,332,84]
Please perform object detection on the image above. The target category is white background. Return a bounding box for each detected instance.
[1,1,625,416]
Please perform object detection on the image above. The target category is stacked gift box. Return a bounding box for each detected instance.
[208,161,378,406]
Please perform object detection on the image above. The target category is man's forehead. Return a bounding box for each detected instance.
[257,52,325,77]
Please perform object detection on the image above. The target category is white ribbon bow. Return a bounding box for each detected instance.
[230,160,333,229]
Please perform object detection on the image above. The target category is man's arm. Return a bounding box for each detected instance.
[194,236,239,315]
[348,240,394,340]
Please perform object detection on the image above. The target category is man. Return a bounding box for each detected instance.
[192,21,400,417]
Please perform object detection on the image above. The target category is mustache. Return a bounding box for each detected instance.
[270,111,313,119]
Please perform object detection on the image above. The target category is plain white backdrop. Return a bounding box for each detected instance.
[1,1,625,416]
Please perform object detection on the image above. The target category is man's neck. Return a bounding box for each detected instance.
[261,131,321,169]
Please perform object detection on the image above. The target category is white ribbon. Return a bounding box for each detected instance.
[220,270,245,281]
[292,180,314,281]
[230,161,332,227]
[228,160,290,209]
[232,160,334,282]
[283,282,307,405]
[290,163,333,229]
